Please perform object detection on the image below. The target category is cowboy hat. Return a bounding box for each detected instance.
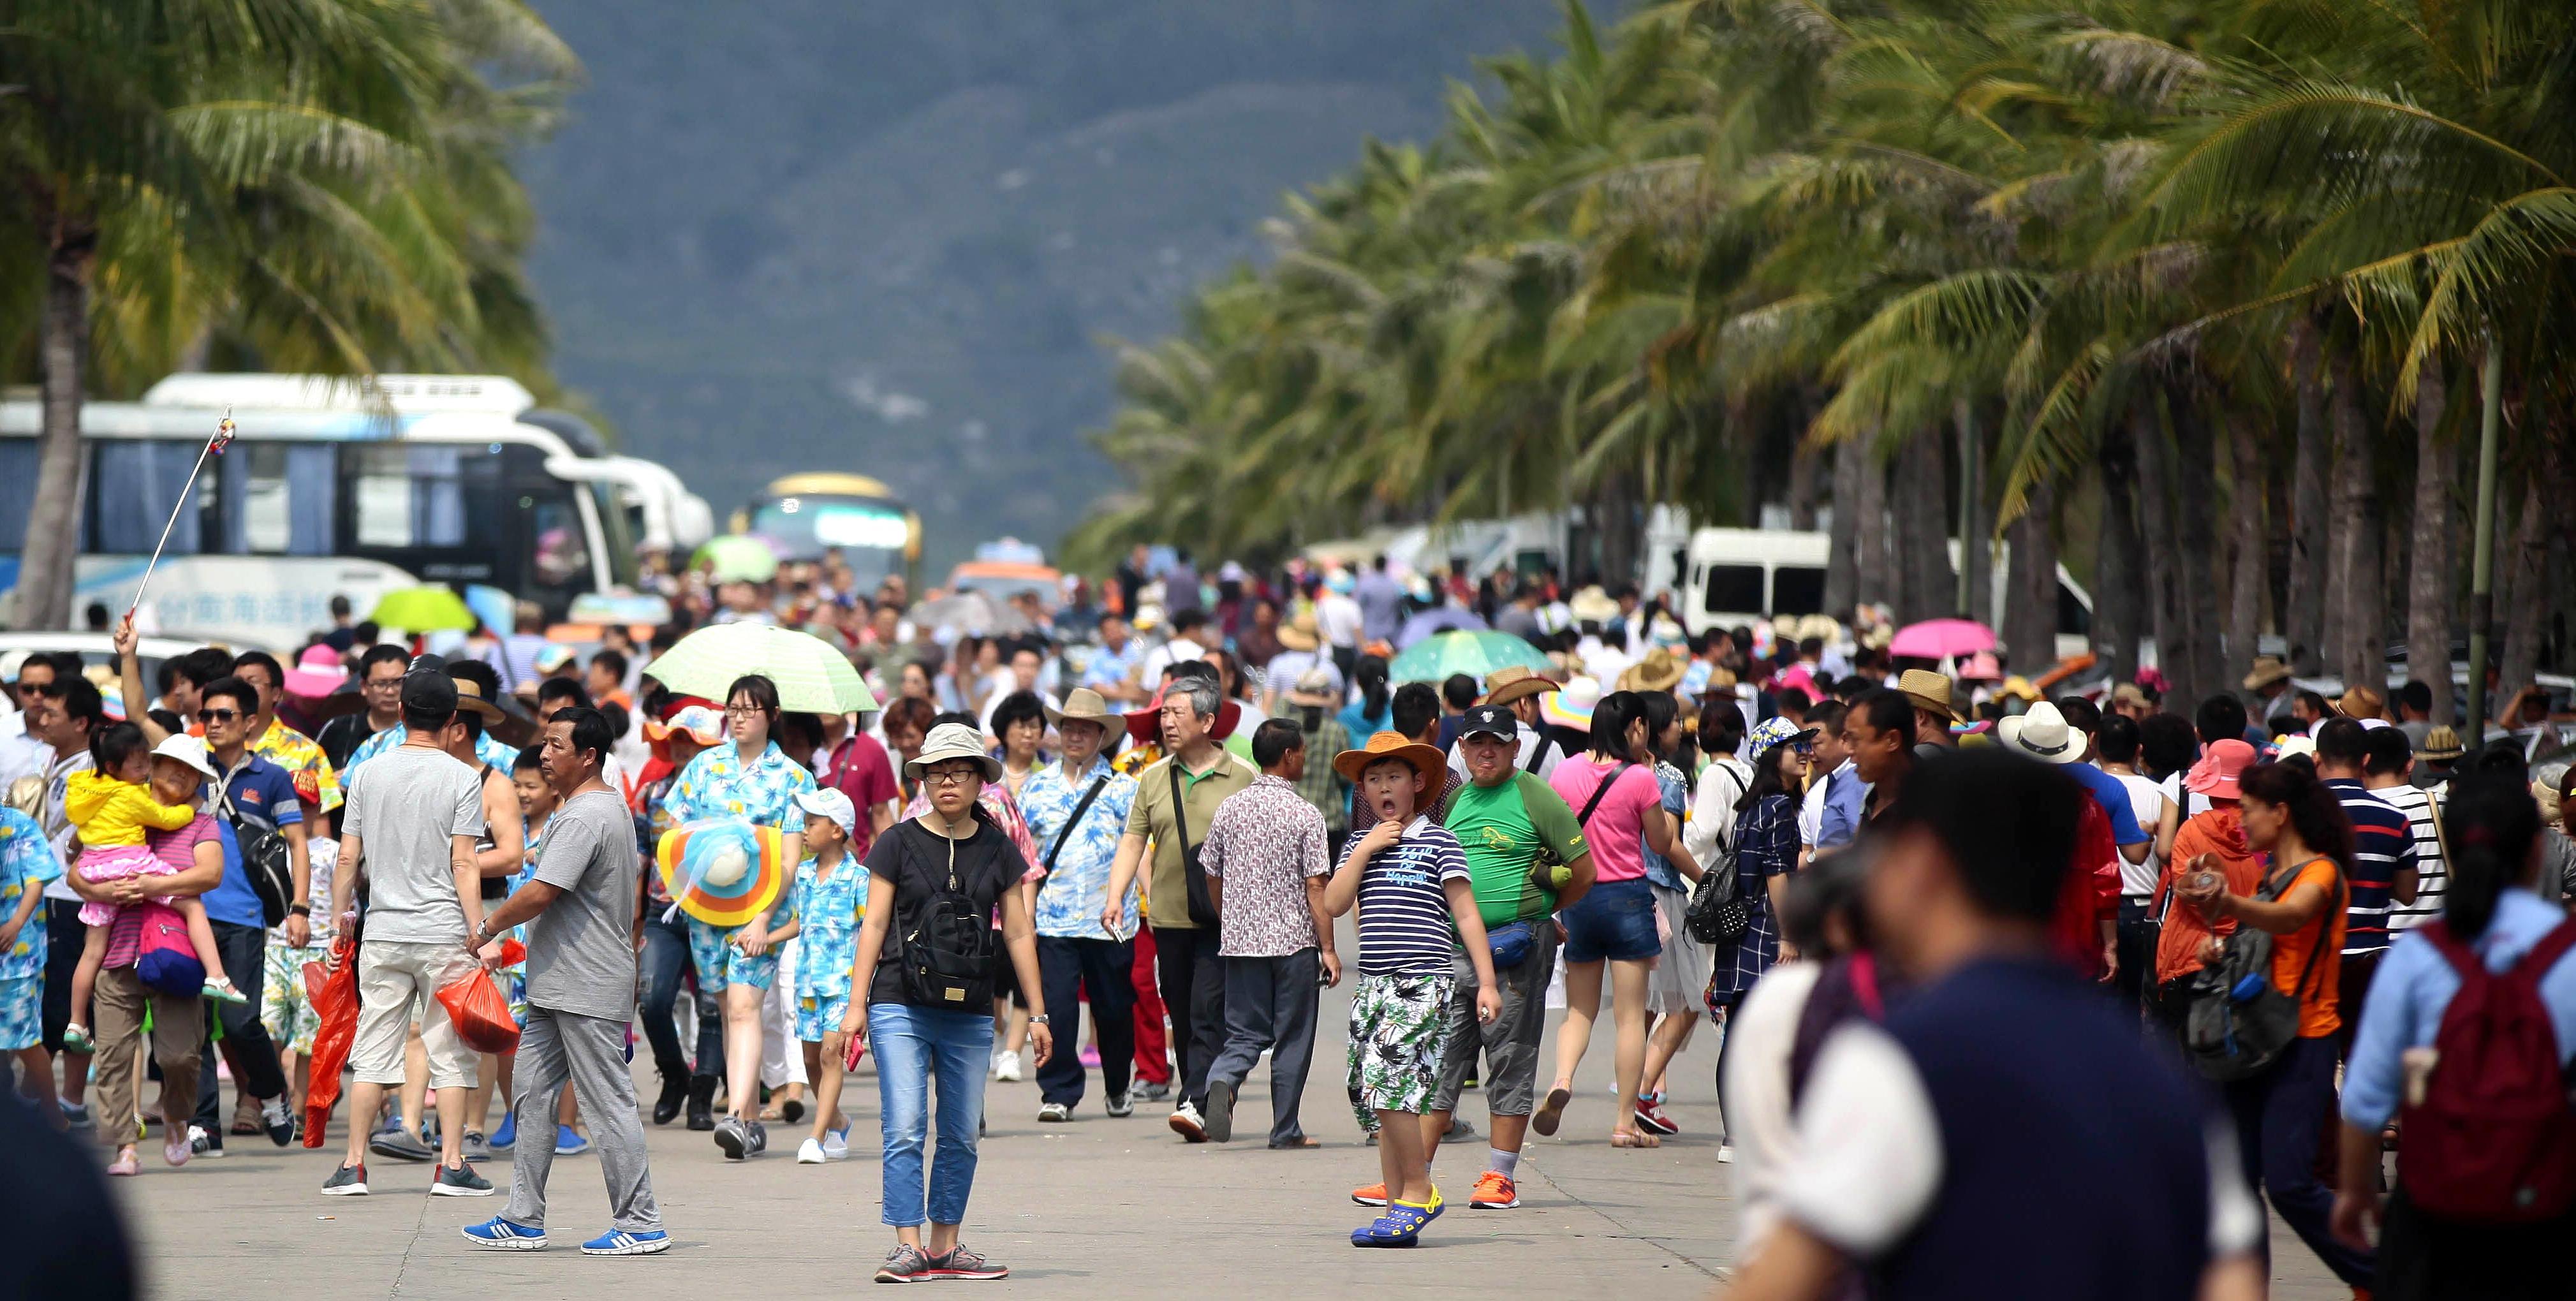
[1568,585,1620,624]
[1483,665,1558,707]
[1124,679,1242,746]
[1540,677,1603,731]
[1275,610,1321,652]
[1996,700,2082,764]
[905,721,1003,782]
[446,673,506,724]
[2330,684,2387,721]
[2241,656,2293,692]
[1899,669,1957,723]
[2416,724,2465,763]
[1616,647,1685,695]
[1285,666,1342,709]
[1045,687,1122,730]
[1332,730,1448,786]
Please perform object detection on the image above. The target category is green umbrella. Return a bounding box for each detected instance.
[694,534,779,584]
[642,622,879,714]
[367,585,478,633]
[1388,629,1554,685]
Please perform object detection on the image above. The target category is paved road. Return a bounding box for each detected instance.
[99,931,2350,1298]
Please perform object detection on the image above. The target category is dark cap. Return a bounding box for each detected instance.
[1459,703,1518,742]
[401,665,458,718]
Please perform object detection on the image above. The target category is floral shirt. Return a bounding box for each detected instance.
[0,807,65,978]
[251,717,341,812]
[1019,756,1138,940]
[664,740,818,835]
[344,724,519,777]
[1640,760,1691,892]
[790,853,869,999]
[1200,775,1331,958]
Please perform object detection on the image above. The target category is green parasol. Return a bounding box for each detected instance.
[1388,629,1554,685]
[694,534,780,584]
[642,622,879,714]
[367,585,478,633]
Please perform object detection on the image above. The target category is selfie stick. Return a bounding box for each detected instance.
[128,408,237,617]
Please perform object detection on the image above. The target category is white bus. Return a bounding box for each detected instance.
[1678,527,2095,658]
[0,374,652,645]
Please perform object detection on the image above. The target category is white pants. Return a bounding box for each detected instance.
[760,937,807,1089]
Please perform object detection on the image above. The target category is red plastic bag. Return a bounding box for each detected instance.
[436,941,526,1055]
[301,938,360,1148]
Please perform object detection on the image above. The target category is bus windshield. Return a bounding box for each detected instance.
[749,495,911,581]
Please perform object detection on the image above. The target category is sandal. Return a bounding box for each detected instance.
[1531,1083,1571,1138]
[62,1024,92,1054]
[1349,1189,1445,1247]
[1610,1129,1661,1149]
[203,977,251,1005]
[1268,1136,1322,1149]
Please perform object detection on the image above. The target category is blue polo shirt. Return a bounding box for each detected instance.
[199,754,302,930]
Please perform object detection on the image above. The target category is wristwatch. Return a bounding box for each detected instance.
[1027,1014,1051,1025]
[288,903,313,917]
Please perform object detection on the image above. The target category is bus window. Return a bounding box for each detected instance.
[0,441,36,554]
[505,445,598,609]
[87,441,209,555]
[1702,564,1763,615]
[2058,582,2092,636]
[343,444,506,550]
[202,443,335,555]
[1770,566,1827,617]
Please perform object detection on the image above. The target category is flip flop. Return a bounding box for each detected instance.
[1531,1084,1571,1137]
[1269,1136,1322,1150]
[1610,1129,1661,1149]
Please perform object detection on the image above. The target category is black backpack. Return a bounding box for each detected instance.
[2181,858,2341,1083]
[895,823,994,1010]
[213,761,294,928]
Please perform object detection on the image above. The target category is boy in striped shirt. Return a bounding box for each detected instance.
[2311,719,2416,1053]
[2360,726,2445,932]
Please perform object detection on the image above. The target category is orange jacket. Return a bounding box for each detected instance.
[2153,804,2265,986]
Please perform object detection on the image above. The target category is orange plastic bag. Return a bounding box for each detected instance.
[300,938,360,1149]
[436,941,526,1055]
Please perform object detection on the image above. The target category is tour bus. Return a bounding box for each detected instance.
[0,373,649,645]
[733,473,922,589]
[1677,526,2094,658]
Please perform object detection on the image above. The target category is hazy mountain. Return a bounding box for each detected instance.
[518,1,1564,571]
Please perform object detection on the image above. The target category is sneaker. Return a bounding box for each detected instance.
[490,1114,517,1152]
[1203,1081,1235,1143]
[743,1121,768,1158]
[796,1137,827,1165]
[321,1163,369,1196]
[927,1243,1008,1281]
[461,1217,547,1250]
[165,1127,193,1168]
[580,1229,672,1256]
[1634,1092,1679,1136]
[1351,1182,1389,1207]
[261,1096,296,1147]
[1078,1043,1101,1068]
[1469,1170,1520,1209]
[822,1126,851,1161]
[554,1125,590,1156]
[432,1162,496,1197]
[370,1124,435,1162]
[1167,1101,1206,1143]
[1037,1102,1071,1124]
[992,1050,1024,1083]
[1104,1091,1134,1119]
[652,1073,689,1126]
[875,1244,934,1283]
[203,976,251,1004]
[462,1129,492,1164]
[1135,1080,1172,1103]
[188,1124,224,1159]
[714,1115,749,1161]
[58,1101,91,1129]
[61,1023,92,1053]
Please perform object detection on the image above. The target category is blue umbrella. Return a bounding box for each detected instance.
[1397,606,1488,648]
[1389,629,1552,684]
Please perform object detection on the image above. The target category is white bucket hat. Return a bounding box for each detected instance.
[1996,700,2082,765]
[151,733,221,781]
[904,721,1002,782]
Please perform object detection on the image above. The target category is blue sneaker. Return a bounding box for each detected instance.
[580,1229,670,1256]
[490,1114,517,1152]
[460,1217,547,1251]
[554,1125,590,1156]
[1349,1189,1443,1248]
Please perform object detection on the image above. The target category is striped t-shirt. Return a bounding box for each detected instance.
[2369,782,2446,932]
[2325,779,2415,955]
[1342,815,1470,975]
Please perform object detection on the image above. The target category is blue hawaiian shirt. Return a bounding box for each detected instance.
[0,806,66,978]
[343,724,521,776]
[1642,760,1692,892]
[790,853,870,1000]
[663,740,817,835]
[1079,641,1142,693]
[1017,756,1137,940]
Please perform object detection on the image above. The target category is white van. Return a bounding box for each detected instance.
[1677,527,2094,659]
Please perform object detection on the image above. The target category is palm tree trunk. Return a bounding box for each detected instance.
[2285,316,2329,673]
[1823,441,1859,617]
[2094,424,2144,686]
[1895,429,1952,624]
[2126,392,2187,700]
[2329,343,2385,693]
[2168,384,2225,711]
[2403,361,2454,723]
[1852,437,1891,614]
[2498,473,2546,706]
[18,233,97,631]
[1788,442,1822,532]
[1956,401,1991,624]
[2225,409,2267,682]
[2003,482,2057,671]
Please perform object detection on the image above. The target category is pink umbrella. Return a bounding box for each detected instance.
[1888,618,1998,661]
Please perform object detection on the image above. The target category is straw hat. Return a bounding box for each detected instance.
[1540,677,1603,731]
[1285,666,1342,709]
[1996,675,2041,703]
[905,721,1001,782]
[1483,665,1558,707]
[1616,647,1685,694]
[2242,656,2292,692]
[1045,687,1122,730]
[1899,669,1957,723]
[1996,700,2082,765]
[1275,611,1321,652]
[2416,725,2464,762]
[2272,734,2317,760]
[2332,684,2387,722]
[2112,682,2153,712]
[1568,585,1620,624]
[1332,730,1448,786]
[447,673,505,723]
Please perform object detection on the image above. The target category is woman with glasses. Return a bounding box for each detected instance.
[840,723,1052,1283]
[659,673,815,1159]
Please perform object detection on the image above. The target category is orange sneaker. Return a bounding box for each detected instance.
[1351,1182,1389,1207]
[1469,1170,1519,1209]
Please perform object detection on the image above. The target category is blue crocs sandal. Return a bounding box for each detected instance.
[1349,1191,1444,1247]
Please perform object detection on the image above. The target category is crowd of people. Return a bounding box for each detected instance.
[4,542,2574,1296]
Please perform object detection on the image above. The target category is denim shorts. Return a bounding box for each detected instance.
[1559,877,1660,963]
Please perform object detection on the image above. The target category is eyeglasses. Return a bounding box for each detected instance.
[725,705,767,718]
[924,767,981,786]
[198,708,242,724]
[362,676,404,691]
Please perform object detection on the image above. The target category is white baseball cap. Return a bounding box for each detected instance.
[794,787,858,839]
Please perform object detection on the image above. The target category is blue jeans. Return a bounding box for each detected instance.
[871,1002,994,1228]
[639,911,723,1082]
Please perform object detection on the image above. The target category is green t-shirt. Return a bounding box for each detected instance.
[1441,771,1589,927]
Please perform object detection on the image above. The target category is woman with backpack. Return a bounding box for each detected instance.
[1697,717,1811,1161]
[2330,774,2576,1299]
[839,722,1052,1283]
[2174,760,2375,1289]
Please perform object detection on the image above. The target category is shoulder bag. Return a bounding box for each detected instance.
[1168,763,1221,927]
[214,761,295,928]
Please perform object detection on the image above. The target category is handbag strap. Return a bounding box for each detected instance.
[1167,760,1196,855]
[1044,774,1112,874]
[1524,730,1556,774]
[1575,761,1632,827]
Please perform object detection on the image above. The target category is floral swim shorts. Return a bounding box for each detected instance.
[1346,971,1455,1125]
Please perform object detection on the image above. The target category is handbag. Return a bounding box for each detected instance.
[1485,919,1536,969]
[1686,861,1750,945]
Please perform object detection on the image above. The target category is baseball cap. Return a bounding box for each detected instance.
[401,658,459,718]
[793,787,858,839]
[1459,703,1517,742]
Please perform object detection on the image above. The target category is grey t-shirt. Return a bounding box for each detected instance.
[524,788,640,1021]
[342,743,485,944]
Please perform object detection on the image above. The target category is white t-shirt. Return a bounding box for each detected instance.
[1799,767,1829,849]
[1314,594,1364,650]
[1721,960,1823,1251]
[1686,756,1752,866]
[2110,771,2169,899]
[1136,637,1207,691]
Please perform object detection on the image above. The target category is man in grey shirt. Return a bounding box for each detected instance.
[464,706,667,1255]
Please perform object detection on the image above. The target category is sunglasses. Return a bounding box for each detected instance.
[198,708,242,724]
[17,682,64,699]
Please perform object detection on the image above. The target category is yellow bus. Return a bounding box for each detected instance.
[732,473,921,589]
